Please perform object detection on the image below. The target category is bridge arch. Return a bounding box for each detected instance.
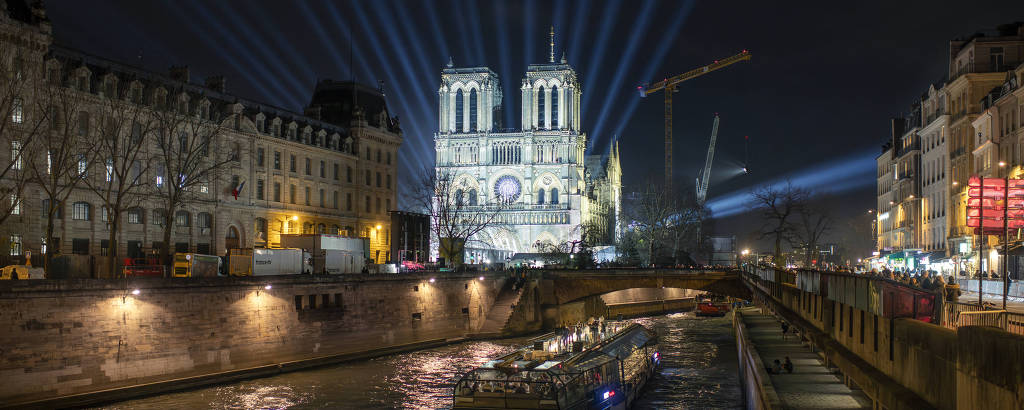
[543,269,750,304]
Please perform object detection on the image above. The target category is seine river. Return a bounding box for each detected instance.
[100,312,741,409]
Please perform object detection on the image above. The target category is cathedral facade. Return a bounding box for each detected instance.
[434,48,621,262]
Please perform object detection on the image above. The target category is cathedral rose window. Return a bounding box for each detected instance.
[493,175,522,203]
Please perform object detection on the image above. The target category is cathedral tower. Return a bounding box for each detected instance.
[438,60,502,133]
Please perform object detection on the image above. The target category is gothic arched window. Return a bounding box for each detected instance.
[551,188,559,204]
[537,86,546,129]
[469,89,478,131]
[551,85,559,129]
[537,189,545,205]
[469,189,478,206]
[455,89,464,132]
[455,189,464,206]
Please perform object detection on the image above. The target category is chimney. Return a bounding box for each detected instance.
[205,75,226,93]
[305,106,322,120]
[169,65,190,83]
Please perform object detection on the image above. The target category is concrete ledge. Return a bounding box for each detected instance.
[749,285,933,410]
[3,338,455,410]
[733,309,783,409]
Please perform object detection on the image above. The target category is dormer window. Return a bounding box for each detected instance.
[105,78,117,99]
[256,117,265,133]
[78,76,87,92]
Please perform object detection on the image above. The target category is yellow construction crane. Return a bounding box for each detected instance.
[638,50,751,186]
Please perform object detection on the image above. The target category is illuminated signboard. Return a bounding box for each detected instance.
[966,176,1024,234]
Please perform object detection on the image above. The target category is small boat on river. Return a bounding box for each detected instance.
[453,321,660,409]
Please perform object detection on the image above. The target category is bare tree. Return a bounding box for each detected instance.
[749,181,809,265]
[0,48,45,228]
[26,81,90,274]
[411,166,507,268]
[533,221,602,267]
[790,194,835,268]
[623,181,695,266]
[150,104,232,266]
[80,98,155,276]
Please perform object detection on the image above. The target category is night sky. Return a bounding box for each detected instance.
[46,0,1024,253]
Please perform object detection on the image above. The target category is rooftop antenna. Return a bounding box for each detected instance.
[549,25,555,63]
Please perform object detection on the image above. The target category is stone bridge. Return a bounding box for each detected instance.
[540,268,751,304]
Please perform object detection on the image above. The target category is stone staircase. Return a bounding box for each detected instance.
[473,285,526,337]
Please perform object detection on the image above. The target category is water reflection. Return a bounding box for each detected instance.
[100,313,740,409]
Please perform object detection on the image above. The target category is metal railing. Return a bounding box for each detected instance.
[942,300,1024,336]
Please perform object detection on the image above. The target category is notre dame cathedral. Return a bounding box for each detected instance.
[434,32,621,263]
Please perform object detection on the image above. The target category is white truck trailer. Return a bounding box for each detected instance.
[228,248,312,276]
[279,234,368,274]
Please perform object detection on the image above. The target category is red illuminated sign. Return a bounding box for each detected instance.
[966,176,1024,234]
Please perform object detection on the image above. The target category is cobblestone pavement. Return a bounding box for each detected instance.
[741,309,872,409]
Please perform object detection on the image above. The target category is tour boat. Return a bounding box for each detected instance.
[453,322,660,409]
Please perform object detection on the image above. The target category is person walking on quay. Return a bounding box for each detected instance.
[783,357,793,374]
[770,359,782,374]
[781,321,790,341]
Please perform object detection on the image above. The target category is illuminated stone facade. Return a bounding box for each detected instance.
[434,51,621,261]
[0,5,399,269]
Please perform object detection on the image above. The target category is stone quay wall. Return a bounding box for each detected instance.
[0,273,507,407]
[748,271,1024,410]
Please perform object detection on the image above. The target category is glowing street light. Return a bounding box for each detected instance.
[999,161,1007,167]
[741,249,750,256]
[131,289,140,295]
[264,284,272,290]
[291,215,298,221]
[375,224,382,230]
[478,276,484,281]
[429,277,436,283]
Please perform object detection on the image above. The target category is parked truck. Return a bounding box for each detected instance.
[279,234,368,274]
[172,253,221,277]
[228,248,312,276]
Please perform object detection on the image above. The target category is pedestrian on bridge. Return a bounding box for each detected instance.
[781,321,790,340]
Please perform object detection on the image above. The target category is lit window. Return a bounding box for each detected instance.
[77,155,87,177]
[200,183,209,194]
[11,141,22,170]
[72,202,91,221]
[11,97,23,124]
[10,195,20,215]
[9,234,22,256]
[105,158,114,182]
[127,208,142,224]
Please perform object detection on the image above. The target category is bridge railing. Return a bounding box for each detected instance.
[942,300,1024,336]
[741,264,938,323]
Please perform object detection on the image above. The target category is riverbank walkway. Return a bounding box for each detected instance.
[738,308,872,409]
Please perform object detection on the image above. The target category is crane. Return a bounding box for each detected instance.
[638,50,751,186]
[696,114,719,204]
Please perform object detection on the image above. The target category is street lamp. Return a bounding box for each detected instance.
[291,215,298,221]
[999,161,1006,168]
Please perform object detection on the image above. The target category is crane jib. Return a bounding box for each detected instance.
[638,50,750,187]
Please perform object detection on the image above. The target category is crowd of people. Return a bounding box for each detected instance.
[861,268,949,291]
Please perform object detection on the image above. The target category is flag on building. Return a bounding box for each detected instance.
[232,180,245,200]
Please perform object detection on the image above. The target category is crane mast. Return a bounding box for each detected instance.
[638,50,751,186]
[696,114,720,204]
